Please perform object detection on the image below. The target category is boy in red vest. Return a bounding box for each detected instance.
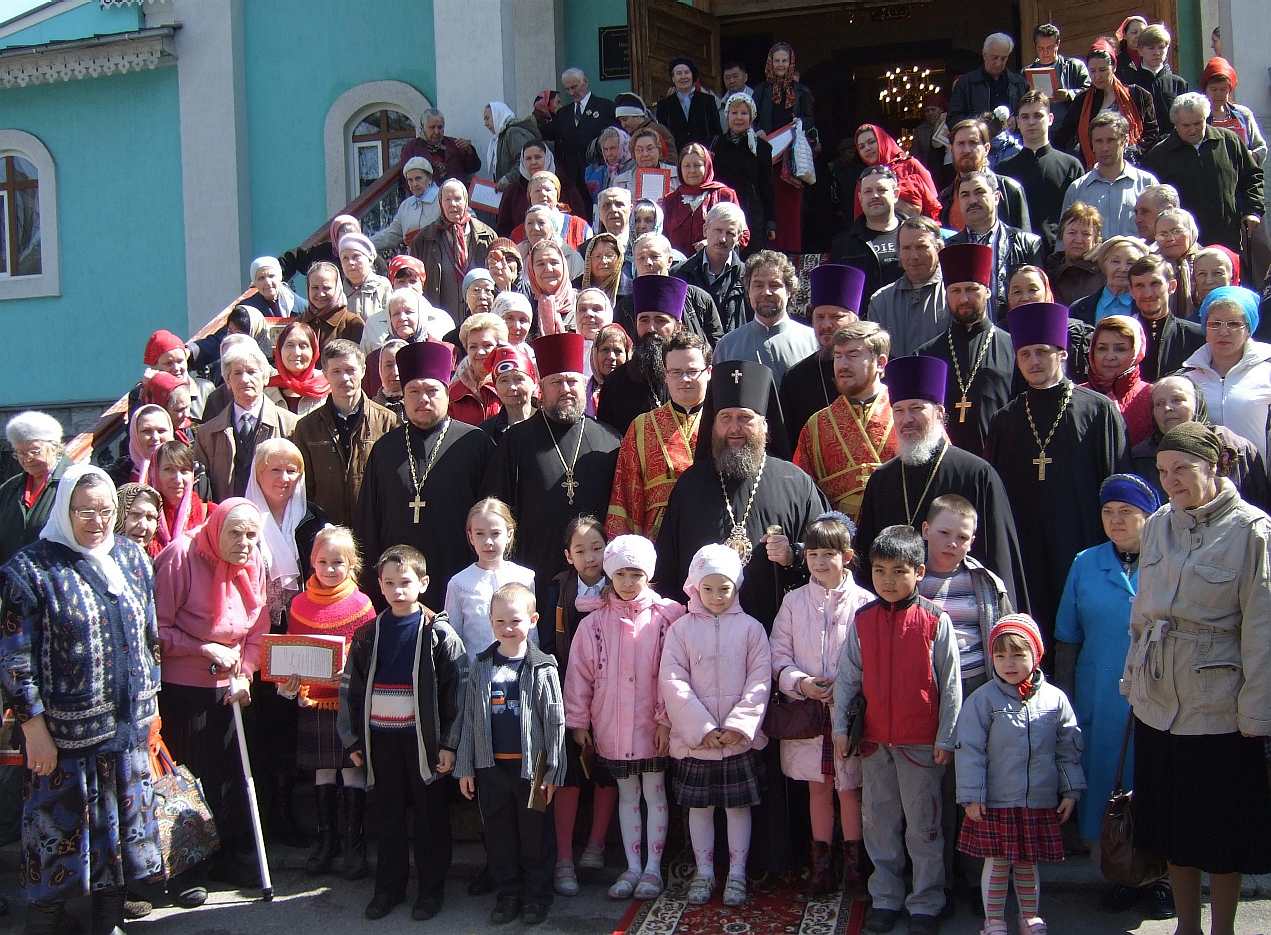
[833,525,962,935]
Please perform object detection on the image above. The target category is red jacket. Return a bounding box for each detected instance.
[856,593,944,746]
[448,377,501,425]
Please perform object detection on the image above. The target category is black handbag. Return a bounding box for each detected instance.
[1099,714,1166,887]
[763,689,829,740]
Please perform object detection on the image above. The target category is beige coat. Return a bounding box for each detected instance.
[1122,479,1271,736]
[193,396,298,503]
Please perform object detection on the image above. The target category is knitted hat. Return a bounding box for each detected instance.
[144,329,184,366]
[614,92,649,119]
[1099,473,1161,515]
[990,614,1045,669]
[603,535,657,579]
[337,233,376,261]
[685,543,744,593]
[402,156,434,179]
[1158,421,1222,466]
[461,268,495,295]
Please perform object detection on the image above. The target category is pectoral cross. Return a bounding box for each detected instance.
[408,494,426,523]
[954,398,973,423]
[1033,453,1052,481]
[562,471,579,504]
[731,368,743,384]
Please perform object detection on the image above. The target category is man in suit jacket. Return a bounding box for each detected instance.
[194,342,298,502]
[546,67,616,215]
[655,57,722,150]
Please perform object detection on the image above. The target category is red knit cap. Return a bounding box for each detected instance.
[990,614,1045,669]
[144,329,184,366]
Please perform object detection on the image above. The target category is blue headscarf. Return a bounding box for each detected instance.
[1099,473,1161,516]
[1197,285,1261,335]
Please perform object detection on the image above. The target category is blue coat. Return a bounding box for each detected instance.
[1054,540,1135,841]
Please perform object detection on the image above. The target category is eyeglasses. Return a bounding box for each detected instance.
[666,368,707,381]
[72,507,116,522]
[1206,319,1247,333]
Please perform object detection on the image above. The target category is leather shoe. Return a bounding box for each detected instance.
[907,913,940,935]
[865,906,901,932]
[1144,880,1176,919]
[363,892,401,920]
[490,895,521,925]
[411,894,442,921]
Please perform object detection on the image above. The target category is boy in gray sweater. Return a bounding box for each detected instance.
[457,582,566,926]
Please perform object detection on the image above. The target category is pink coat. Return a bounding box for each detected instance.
[564,589,685,762]
[659,597,771,761]
[770,579,873,787]
[154,535,269,688]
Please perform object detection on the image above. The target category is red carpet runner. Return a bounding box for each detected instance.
[613,857,867,935]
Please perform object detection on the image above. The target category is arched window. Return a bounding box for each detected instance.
[351,109,416,194]
[0,130,59,300]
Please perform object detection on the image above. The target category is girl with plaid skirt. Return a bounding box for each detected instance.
[564,535,685,901]
[955,615,1086,935]
[660,544,771,908]
[279,527,376,877]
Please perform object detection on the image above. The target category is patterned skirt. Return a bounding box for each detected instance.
[956,806,1065,862]
[297,707,353,772]
[598,755,669,780]
[671,750,765,809]
[20,742,164,902]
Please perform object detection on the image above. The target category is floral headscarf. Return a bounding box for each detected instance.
[764,41,800,110]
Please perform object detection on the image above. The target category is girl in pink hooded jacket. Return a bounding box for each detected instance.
[770,513,873,897]
[564,534,684,901]
[659,544,771,908]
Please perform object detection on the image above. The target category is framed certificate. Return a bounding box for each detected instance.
[468,176,502,213]
[261,634,347,686]
[1025,67,1059,98]
[766,121,796,163]
[635,167,673,203]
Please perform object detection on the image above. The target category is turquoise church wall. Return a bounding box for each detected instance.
[0,2,142,50]
[563,0,629,100]
[0,68,185,407]
[242,0,437,264]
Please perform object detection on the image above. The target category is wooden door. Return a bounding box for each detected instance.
[1019,0,1178,67]
[628,0,721,107]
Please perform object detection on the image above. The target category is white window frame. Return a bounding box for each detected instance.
[0,130,59,299]
[323,80,433,215]
[352,137,385,194]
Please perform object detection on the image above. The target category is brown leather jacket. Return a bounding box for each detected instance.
[293,394,399,527]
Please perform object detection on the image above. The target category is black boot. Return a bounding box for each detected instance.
[805,840,835,898]
[90,887,126,935]
[341,786,369,880]
[305,783,341,875]
[24,899,65,935]
[270,773,310,849]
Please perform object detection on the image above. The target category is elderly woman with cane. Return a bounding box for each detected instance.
[0,464,164,934]
[154,498,270,894]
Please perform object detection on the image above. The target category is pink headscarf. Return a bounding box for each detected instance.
[127,404,173,486]
[328,214,360,248]
[528,239,577,335]
[193,498,265,626]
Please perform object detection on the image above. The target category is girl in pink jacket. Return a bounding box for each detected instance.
[564,535,684,901]
[659,544,771,908]
[770,513,873,897]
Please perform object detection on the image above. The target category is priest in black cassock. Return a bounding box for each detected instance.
[916,243,1017,456]
[484,332,621,648]
[596,274,685,435]
[779,264,867,449]
[355,340,496,610]
[854,355,1029,611]
[654,359,827,877]
[985,302,1130,645]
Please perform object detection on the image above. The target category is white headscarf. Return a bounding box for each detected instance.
[39,463,128,595]
[519,140,557,181]
[243,450,308,587]
[486,101,517,174]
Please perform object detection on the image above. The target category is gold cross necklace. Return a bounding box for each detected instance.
[544,410,586,504]
[1024,382,1073,481]
[946,321,996,424]
[403,418,452,523]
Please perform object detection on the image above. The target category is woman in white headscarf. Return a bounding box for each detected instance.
[485,100,541,189]
[0,464,164,934]
[243,438,329,848]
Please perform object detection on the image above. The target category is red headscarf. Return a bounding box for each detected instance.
[528,239,577,336]
[144,330,184,367]
[387,254,428,283]
[1116,16,1147,65]
[764,41,800,111]
[851,124,941,221]
[675,143,730,197]
[267,321,330,399]
[1205,244,1242,285]
[194,498,265,625]
[1078,40,1144,167]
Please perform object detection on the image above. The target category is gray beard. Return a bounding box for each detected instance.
[713,436,765,482]
[544,400,582,424]
[898,423,946,466]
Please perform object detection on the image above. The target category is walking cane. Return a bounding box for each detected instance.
[231,692,274,901]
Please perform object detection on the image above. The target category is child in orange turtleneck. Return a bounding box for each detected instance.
[280,526,376,879]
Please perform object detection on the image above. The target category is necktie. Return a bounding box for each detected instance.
[575,101,583,125]
[239,414,255,439]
